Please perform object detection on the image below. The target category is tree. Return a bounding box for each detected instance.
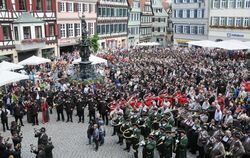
[89,34,99,53]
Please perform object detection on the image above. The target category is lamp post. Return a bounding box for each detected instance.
[77,13,95,80]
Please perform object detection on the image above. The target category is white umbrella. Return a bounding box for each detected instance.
[0,70,29,87]
[18,56,51,65]
[0,61,24,71]
[72,54,108,65]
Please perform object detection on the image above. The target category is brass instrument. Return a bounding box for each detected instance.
[111,119,123,127]
[123,128,134,139]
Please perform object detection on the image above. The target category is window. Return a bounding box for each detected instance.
[221,0,227,8]
[60,24,66,38]
[84,3,88,12]
[19,0,26,10]
[67,24,73,37]
[245,0,250,8]
[0,0,6,9]
[49,24,54,36]
[227,17,234,26]
[212,17,219,25]
[236,0,243,8]
[101,25,105,34]
[190,9,194,18]
[23,26,31,39]
[14,27,19,40]
[183,26,190,34]
[220,17,226,26]
[36,0,42,10]
[97,25,100,34]
[106,8,110,17]
[46,0,52,10]
[198,26,204,34]
[213,0,220,8]
[67,3,73,12]
[3,26,11,40]
[176,25,183,34]
[235,17,242,27]
[60,2,66,12]
[183,10,187,18]
[197,9,202,18]
[190,26,198,34]
[243,17,250,27]
[77,3,82,12]
[111,8,114,16]
[178,10,183,18]
[89,23,93,35]
[75,23,80,36]
[35,26,42,38]
[102,8,105,17]
[228,0,235,8]
[110,24,113,33]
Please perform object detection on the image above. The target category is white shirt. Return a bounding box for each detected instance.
[214,109,223,122]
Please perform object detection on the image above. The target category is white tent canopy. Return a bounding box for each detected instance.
[0,70,29,87]
[187,40,250,50]
[0,61,24,71]
[136,42,161,46]
[18,56,51,65]
[72,54,108,65]
[214,40,250,50]
[187,40,217,48]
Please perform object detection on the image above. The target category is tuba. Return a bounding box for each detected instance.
[123,128,135,139]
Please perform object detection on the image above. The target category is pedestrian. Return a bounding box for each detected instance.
[13,103,24,126]
[0,106,10,132]
[93,124,99,151]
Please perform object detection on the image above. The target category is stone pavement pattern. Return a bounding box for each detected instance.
[1,110,196,158]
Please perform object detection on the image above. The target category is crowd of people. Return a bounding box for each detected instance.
[0,46,249,158]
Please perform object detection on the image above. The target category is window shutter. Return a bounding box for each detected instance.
[26,0,30,11]
[66,2,68,12]
[6,0,12,10]
[45,24,49,37]
[54,24,58,36]
[89,4,91,13]
[0,25,4,42]
[32,0,36,11]
[88,23,91,35]
[94,22,96,34]
[52,0,56,11]
[74,3,78,12]
[58,2,61,12]
[66,24,69,37]
[15,0,19,11]
[74,24,77,37]
[56,24,61,39]
[42,0,47,12]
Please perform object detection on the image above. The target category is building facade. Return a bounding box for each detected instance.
[208,0,250,41]
[172,0,209,45]
[97,0,128,49]
[139,0,153,42]
[127,0,141,48]
[57,0,98,55]
[151,0,168,46]
[0,0,57,63]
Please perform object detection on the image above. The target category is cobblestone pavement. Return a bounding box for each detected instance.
[1,109,196,158]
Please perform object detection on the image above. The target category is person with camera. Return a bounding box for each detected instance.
[34,127,48,146]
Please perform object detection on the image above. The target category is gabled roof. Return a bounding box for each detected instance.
[14,12,43,24]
